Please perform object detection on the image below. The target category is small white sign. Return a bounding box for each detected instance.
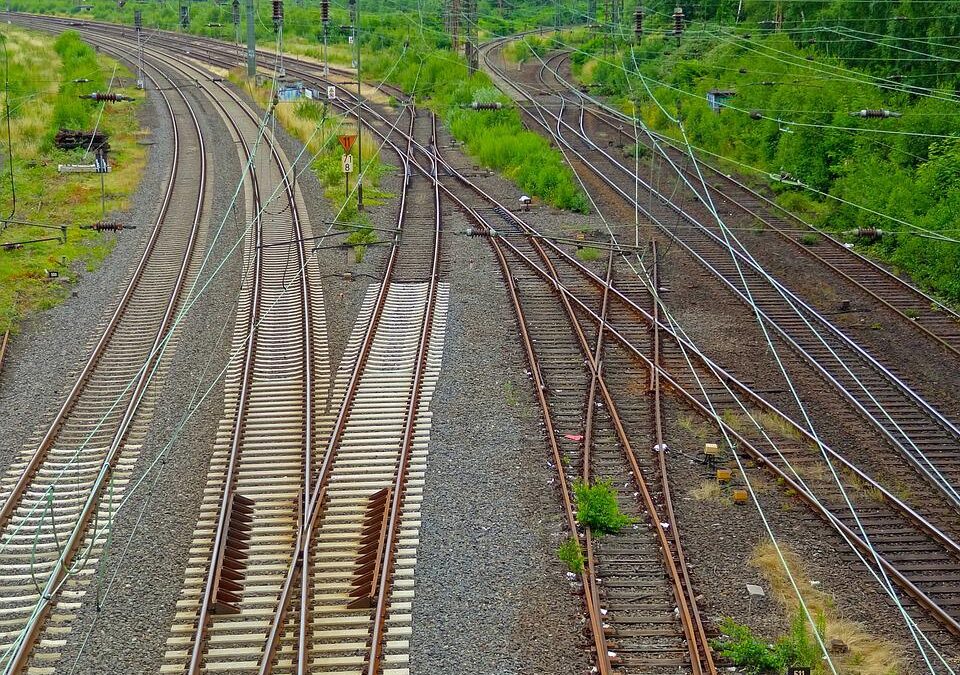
[327,85,336,100]
[342,154,354,173]
[348,35,354,44]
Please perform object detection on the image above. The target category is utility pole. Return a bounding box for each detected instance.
[465,0,477,73]
[321,0,329,76]
[245,0,256,78]
[134,9,143,89]
[448,0,460,52]
[350,0,364,210]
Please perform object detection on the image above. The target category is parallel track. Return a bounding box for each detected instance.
[482,40,960,515]
[0,23,208,671]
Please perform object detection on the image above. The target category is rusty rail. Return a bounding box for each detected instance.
[1,44,207,673]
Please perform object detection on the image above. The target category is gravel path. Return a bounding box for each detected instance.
[409,207,590,674]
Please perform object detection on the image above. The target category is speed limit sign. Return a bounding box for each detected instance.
[342,153,354,173]
[327,85,336,100]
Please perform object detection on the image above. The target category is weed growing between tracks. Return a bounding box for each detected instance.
[573,479,633,535]
[557,537,585,575]
[0,28,145,334]
[725,540,903,674]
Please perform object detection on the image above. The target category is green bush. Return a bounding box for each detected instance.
[713,614,824,675]
[557,537,584,574]
[573,479,633,534]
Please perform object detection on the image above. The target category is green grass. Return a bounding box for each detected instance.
[576,245,602,261]
[713,614,825,675]
[0,29,146,333]
[573,479,633,535]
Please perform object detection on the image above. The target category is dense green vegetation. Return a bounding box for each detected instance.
[13,0,590,211]
[713,614,825,675]
[573,479,633,534]
[561,20,960,303]
[0,29,145,333]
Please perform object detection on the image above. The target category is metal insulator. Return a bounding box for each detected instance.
[273,0,283,29]
[134,9,142,29]
[760,81,775,86]
[851,109,902,118]
[321,0,329,24]
[470,101,504,110]
[634,8,643,41]
[73,77,90,83]
[738,67,747,74]
[82,220,125,231]
[231,0,240,26]
[207,22,223,27]
[672,5,683,35]
[749,110,762,120]
[857,227,883,239]
[179,4,189,29]
[80,92,135,102]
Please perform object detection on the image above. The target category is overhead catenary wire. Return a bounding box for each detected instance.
[519,41,959,670]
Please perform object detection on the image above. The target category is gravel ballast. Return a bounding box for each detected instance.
[409,208,590,674]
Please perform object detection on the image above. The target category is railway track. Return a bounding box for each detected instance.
[0,29,209,671]
[481,41,960,515]
[7,17,960,671]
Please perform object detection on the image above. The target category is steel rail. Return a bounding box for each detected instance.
[0,28,208,673]
[146,54,312,675]
[280,40,960,642]
[0,25,200,534]
[484,233,613,674]
[257,104,416,675]
[535,53,960,445]
[516,220,715,675]
[577,99,960,358]
[488,221,960,640]
[495,56,960,508]
[29,19,960,653]
[649,240,716,674]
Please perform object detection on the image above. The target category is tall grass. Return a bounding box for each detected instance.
[0,28,145,333]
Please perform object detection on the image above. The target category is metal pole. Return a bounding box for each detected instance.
[354,0,363,211]
[246,0,256,78]
[2,37,15,224]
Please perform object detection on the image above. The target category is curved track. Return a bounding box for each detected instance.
[0,22,208,671]
[481,40,960,517]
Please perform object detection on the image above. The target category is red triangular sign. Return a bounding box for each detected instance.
[339,134,357,153]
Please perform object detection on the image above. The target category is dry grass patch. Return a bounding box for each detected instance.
[751,540,903,675]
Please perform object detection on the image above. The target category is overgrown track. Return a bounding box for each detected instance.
[482,40,960,517]
[0,21,208,671]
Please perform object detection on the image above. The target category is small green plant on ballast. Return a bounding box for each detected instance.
[576,246,602,262]
[345,227,377,263]
[573,479,633,534]
[557,537,584,574]
[712,613,825,675]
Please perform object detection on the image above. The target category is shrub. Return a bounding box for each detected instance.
[557,537,584,574]
[573,479,633,534]
[576,246,602,261]
[713,614,824,674]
